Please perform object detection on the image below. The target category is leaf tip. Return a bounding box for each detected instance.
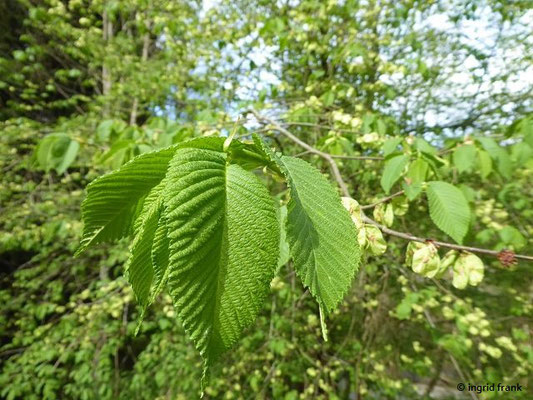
[73,245,85,258]
[134,307,146,337]
[200,364,210,398]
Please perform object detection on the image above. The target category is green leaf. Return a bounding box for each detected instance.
[498,226,526,250]
[277,204,290,272]
[452,144,476,173]
[381,154,409,194]
[150,213,169,301]
[458,184,476,203]
[227,140,273,171]
[414,138,437,155]
[395,292,419,320]
[35,133,79,174]
[273,155,360,312]
[438,334,469,358]
[403,159,428,200]
[476,137,512,178]
[56,139,79,174]
[163,147,279,367]
[376,119,387,135]
[382,137,402,157]
[77,137,225,255]
[77,146,177,255]
[516,116,533,146]
[406,158,429,183]
[35,134,57,170]
[477,149,493,178]
[98,139,136,169]
[402,182,422,201]
[525,130,533,148]
[320,90,335,106]
[96,120,116,142]
[511,142,533,166]
[133,181,166,233]
[426,181,471,244]
[419,151,444,177]
[126,198,163,306]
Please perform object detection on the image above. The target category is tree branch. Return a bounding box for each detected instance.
[295,150,382,161]
[130,29,151,125]
[360,190,404,210]
[251,110,533,263]
[363,217,533,262]
[250,110,350,197]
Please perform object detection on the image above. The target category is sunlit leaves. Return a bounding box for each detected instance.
[426,181,471,244]
[477,149,493,178]
[453,144,476,173]
[381,154,409,194]
[382,137,402,156]
[477,137,512,178]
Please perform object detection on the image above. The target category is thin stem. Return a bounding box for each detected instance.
[283,121,361,134]
[361,190,404,210]
[251,110,351,196]
[296,150,383,161]
[364,216,533,261]
[330,154,384,161]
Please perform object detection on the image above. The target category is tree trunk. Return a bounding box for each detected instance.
[102,8,113,116]
[129,32,150,125]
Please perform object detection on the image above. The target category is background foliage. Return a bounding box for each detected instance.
[1,0,532,399]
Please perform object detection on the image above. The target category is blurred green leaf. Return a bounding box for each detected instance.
[381,154,409,194]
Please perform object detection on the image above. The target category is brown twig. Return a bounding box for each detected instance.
[283,121,362,134]
[250,110,351,196]
[360,190,405,210]
[330,154,384,161]
[295,150,383,161]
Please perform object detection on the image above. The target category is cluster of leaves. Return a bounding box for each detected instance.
[76,134,360,382]
[1,0,533,399]
[33,117,195,175]
[2,117,532,399]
